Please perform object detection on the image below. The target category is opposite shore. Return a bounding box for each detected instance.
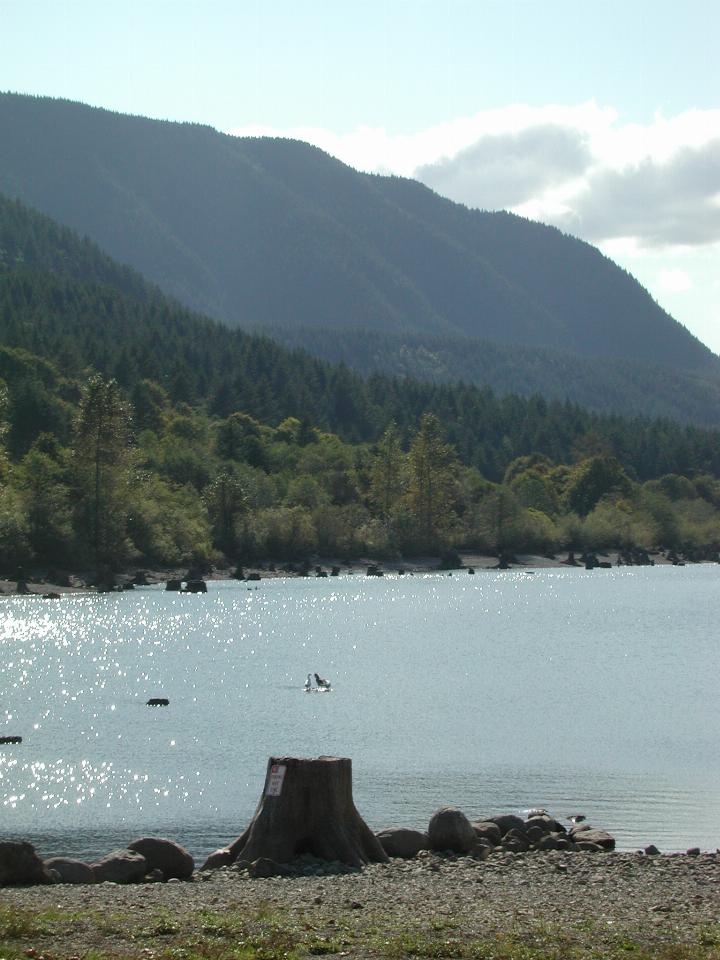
[0,549,704,597]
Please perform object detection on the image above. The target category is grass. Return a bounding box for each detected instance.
[0,903,718,960]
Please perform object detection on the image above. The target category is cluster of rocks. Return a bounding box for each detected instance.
[374,807,615,861]
[0,810,632,888]
[0,837,194,887]
[196,807,618,881]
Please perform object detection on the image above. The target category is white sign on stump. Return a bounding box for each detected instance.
[266,763,287,796]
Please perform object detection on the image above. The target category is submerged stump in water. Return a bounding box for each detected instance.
[228,756,388,868]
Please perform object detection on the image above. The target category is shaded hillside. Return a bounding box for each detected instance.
[267,324,720,429]
[2,192,720,485]
[0,92,716,378]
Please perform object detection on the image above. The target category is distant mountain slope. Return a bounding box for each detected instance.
[4,191,720,482]
[267,324,720,429]
[0,92,716,378]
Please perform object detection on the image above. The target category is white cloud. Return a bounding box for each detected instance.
[415,125,591,210]
[658,268,693,294]
[555,139,720,247]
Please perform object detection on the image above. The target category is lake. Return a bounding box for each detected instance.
[1,565,719,861]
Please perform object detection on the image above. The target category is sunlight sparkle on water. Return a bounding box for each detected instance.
[1,572,719,856]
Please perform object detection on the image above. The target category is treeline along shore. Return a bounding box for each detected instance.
[3,367,720,588]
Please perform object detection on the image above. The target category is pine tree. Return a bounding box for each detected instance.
[72,375,133,570]
[368,422,405,537]
[405,413,457,552]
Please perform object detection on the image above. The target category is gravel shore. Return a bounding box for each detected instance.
[2,850,719,957]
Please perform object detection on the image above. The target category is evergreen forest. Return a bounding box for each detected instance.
[2,194,720,577]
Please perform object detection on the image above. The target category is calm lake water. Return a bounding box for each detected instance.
[1,565,719,860]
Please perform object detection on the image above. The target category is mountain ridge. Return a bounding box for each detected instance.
[0,90,715,381]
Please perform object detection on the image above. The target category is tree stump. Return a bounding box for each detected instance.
[227,756,388,868]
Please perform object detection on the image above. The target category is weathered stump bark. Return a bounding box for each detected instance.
[228,756,388,868]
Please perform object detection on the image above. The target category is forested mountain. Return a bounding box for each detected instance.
[0,92,716,387]
[2,191,720,484]
[3,192,720,575]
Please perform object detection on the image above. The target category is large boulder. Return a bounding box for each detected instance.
[91,849,148,884]
[502,828,529,852]
[488,814,526,836]
[127,837,194,880]
[44,857,95,885]
[471,821,502,845]
[376,827,428,859]
[0,840,51,886]
[569,827,615,851]
[428,807,476,854]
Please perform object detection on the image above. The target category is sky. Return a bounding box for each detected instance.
[2,0,719,352]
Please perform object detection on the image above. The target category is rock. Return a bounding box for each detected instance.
[644,844,661,856]
[43,857,95,885]
[534,834,561,851]
[248,857,290,878]
[376,827,428,859]
[127,837,194,880]
[428,807,476,854]
[0,840,51,886]
[199,848,233,871]
[502,839,528,853]
[471,821,502,845]
[526,815,566,835]
[686,847,701,856]
[144,868,165,882]
[471,842,494,860]
[570,828,615,851]
[503,829,529,851]
[575,841,603,852]
[165,579,182,591]
[91,849,148,884]
[489,814,526,836]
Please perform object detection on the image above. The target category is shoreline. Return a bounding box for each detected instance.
[0,549,701,598]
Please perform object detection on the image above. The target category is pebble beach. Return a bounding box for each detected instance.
[2,849,719,958]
